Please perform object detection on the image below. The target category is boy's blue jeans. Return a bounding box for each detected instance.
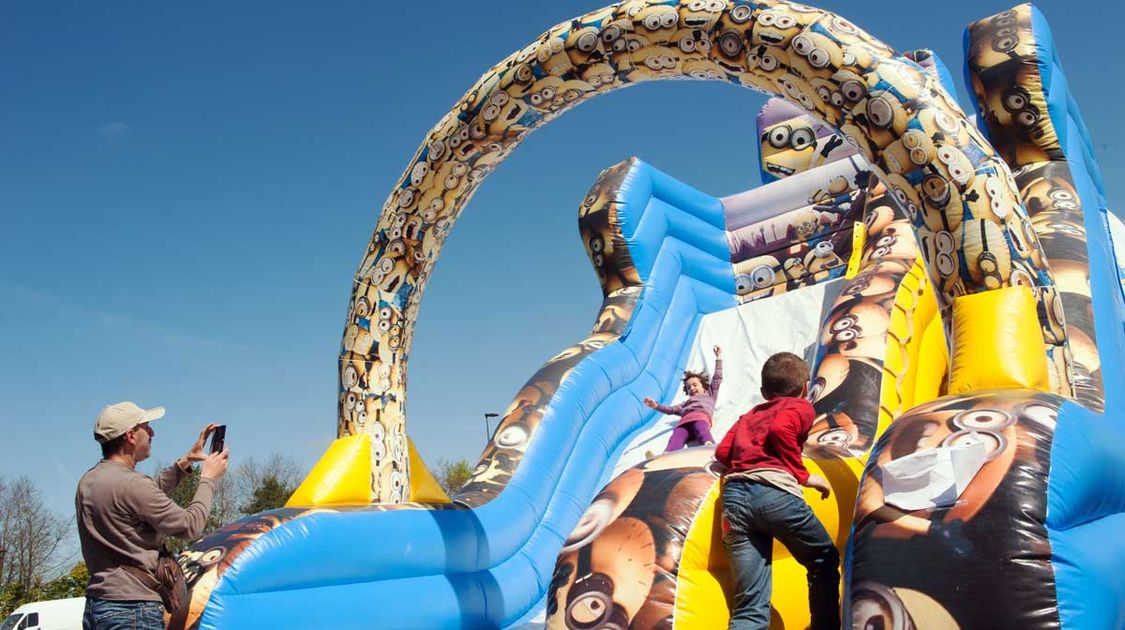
[721,479,841,630]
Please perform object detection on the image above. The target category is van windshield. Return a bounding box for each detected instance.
[0,613,21,630]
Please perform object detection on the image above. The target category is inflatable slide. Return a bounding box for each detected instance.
[175,2,1125,628]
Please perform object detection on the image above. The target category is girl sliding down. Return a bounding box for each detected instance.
[644,345,722,452]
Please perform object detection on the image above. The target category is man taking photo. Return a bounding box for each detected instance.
[76,401,229,630]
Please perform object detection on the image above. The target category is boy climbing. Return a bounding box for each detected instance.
[715,352,839,630]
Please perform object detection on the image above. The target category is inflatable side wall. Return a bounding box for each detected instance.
[847,5,1125,629]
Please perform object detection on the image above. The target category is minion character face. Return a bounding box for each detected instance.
[918,174,964,234]
[734,256,779,296]
[782,255,808,281]
[851,583,961,630]
[856,90,910,149]
[761,120,818,178]
[580,62,618,90]
[742,45,787,86]
[524,76,567,113]
[821,300,891,361]
[565,25,605,68]
[678,0,725,29]
[805,239,845,276]
[933,144,976,190]
[751,7,804,48]
[682,58,725,81]
[534,35,572,77]
[789,30,845,81]
[628,45,685,79]
[776,73,818,112]
[634,4,680,35]
[967,7,1028,70]
[883,129,936,175]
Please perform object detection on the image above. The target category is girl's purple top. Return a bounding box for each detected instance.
[654,360,723,426]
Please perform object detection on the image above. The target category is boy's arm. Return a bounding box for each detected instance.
[709,359,723,396]
[714,420,738,467]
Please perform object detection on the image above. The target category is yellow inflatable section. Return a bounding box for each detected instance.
[673,459,857,629]
[948,286,1050,394]
[287,435,449,507]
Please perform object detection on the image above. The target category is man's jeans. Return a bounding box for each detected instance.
[721,479,841,630]
[83,598,164,630]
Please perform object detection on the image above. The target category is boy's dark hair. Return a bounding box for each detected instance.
[681,370,710,396]
[100,433,128,459]
[761,352,810,399]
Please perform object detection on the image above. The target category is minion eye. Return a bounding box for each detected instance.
[831,17,857,34]
[759,52,779,71]
[758,13,776,26]
[936,252,956,276]
[601,26,620,43]
[719,32,742,56]
[809,376,826,401]
[831,314,857,332]
[992,36,1017,53]
[735,273,754,295]
[775,15,795,28]
[731,5,752,22]
[841,80,866,102]
[935,231,955,253]
[576,32,598,52]
[792,34,813,55]
[661,13,677,28]
[791,128,815,150]
[1017,109,1040,127]
[1003,91,1028,113]
[809,48,830,68]
[868,95,895,127]
[496,424,529,448]
[643,14,661,30]
[768,125,792,148]
[751,265,776,288]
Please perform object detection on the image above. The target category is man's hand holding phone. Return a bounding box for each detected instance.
[180,423,230,481]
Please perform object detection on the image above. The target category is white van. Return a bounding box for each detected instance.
[0,598,85,630]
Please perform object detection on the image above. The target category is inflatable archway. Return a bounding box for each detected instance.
[339,0,1073,502]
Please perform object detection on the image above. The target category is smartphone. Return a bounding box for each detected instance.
[209,425,227,454]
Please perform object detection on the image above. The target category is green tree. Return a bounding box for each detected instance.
[436,459,472,495]
[239,475,296,515]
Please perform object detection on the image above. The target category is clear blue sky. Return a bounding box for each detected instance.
[3,0,1122,542]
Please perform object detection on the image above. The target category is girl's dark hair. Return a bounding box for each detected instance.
[761,352,810,398]
[681,370,710,396]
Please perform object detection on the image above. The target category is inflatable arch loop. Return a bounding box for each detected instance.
[340,0,1074,500]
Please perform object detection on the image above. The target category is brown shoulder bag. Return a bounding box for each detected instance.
[122,544,189,625]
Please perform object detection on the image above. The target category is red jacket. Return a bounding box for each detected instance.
[715,396,815,484]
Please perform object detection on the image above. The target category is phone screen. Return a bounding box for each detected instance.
[209,425,227,454]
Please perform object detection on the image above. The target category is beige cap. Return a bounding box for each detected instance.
[94,401,166,443]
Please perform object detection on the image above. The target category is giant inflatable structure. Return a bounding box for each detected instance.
[176,2,1125,628]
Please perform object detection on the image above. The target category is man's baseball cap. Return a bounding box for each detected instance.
[94,401,166,443]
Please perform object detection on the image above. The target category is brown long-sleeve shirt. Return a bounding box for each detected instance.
[76,459,214,601]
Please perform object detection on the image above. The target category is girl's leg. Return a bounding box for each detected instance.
[683,420,716,446]
[664,425,690,452]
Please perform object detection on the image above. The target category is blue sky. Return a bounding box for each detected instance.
[3,0,1122,546]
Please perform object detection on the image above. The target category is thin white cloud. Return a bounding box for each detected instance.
[4,284,234,350]
[97,122,128,137]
